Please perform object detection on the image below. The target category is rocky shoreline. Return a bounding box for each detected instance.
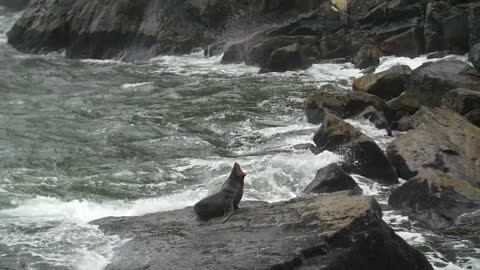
[4,0,480,269]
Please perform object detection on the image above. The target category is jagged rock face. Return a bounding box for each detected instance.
[353,65,412,101]
[313,114,398,184]
[388,107,480,228]
[91,193,433,270]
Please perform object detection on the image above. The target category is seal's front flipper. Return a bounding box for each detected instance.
[222,203,235,223]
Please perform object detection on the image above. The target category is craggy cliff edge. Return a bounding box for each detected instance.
[92,193,433,270]
[7,0,480,68]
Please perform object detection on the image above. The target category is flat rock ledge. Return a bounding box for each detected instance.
[91,193,433,270]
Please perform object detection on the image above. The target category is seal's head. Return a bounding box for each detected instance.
[231,162,247,180]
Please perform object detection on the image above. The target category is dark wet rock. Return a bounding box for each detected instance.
[221,41,247,64]
[260,43,313,73]
[381,27,424,58]
[426,51,449,59]
[387,107,480,181]
[8,0,226,60]
[391,114,413,131]
[424,2,470,54]
[353,65,412,101]
[91,193,433,270]
[465,109,480,127]
[314,114,398,184]
[204,42,224,58]
[0,0,29,10]
[246,35,322,68]
[443,210,480,242]
[359,106,392,136]
[441,88,480,116]
[304,163,362,195]
[318,58,348,64]
[387,107,480,228]
[389,170,480,229]
[469,43,480,72]
[304,91,390,124]
[470,3,480,47]
[352,44,381,70]
[390,60,480,114]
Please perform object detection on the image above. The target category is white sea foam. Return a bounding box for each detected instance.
[375,54,468,73]
[2,189,206,222]
[120,82,152,89]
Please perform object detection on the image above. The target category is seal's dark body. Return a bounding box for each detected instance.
[194,163,246,221]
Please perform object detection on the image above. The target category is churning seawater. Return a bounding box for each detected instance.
[0,8,478,270]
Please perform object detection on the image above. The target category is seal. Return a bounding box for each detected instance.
[194,163,247,222]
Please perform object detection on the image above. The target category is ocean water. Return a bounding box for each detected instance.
[0,7,478,270]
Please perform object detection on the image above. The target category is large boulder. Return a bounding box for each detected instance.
[91,193,433,270]
[387,107,480,227]
[441,88,480,116]
[388,59,480,115]
[314,114,398,184]
[303,163,362,195]
[304,91,390,124]
[353,65,412,101]
[260,43,313,73]
[352,44,381,70]
[469,43,480,72]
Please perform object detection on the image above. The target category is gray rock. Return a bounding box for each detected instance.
[388,107,480,228]
[441,88,480,116]
[91,193,433,270]
[353,65,412,101]
[313,114,398,184]
[468,43,480,72]
[304,163,362,195]
[304,91,390,124]
[352,44,381,70]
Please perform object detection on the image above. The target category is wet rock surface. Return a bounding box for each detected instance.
[10,0,480,65]
[92,193,433,270]
[304,91,390,124]
[441,88,480,116]
[353,65,412,101]
[313,114,398,184]
[303,163,362,195]
[388,107,480,228]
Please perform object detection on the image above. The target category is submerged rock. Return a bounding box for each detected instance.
[92,193,433,270]
[304,163,362,195]
[304,91,390,124]
[314,114,398,184]
[388,107,480,228]
[353,65,412,101]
